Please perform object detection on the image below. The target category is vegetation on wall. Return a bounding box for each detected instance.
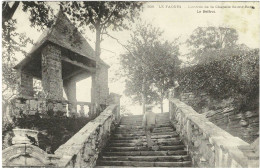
[177,48,259,111]
[2,116,90,153]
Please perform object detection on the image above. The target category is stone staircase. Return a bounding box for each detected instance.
[96,112,192,167]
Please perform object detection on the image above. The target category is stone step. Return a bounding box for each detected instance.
[110,137,181,144]
[104,145,186,152]
[120,122,171,125]
[120,120,170,122]
[108,140,183,147]
[96,160,192,167]
[120,118,169,122]
[100,155,191,162]
[116,126,174,130]
[95,166,172,168]
[121,113,169,118]
[111,134,179,140]
[120,118,170,121]
[118,124,172,129]
[102,150,188,156]
[113,131,176,137]
[113,132,178,138]
[115,128,174,133]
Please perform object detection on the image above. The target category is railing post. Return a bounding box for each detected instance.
[108,93,121,122]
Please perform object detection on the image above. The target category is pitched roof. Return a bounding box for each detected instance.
[15,11,109,69]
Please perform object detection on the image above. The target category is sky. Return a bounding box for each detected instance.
[11,1,260,115]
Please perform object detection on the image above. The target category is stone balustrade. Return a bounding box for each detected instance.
[10,96,97,118]
[2,104,120,167]
[169,98,259,168]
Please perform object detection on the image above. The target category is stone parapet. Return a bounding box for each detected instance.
[54,104,119,167]
[10,96,96,118]
[10,97,68,118]
[169,98,259,168]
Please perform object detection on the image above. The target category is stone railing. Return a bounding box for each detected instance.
[169,98,259,168]
[76,101,93,117]
[2,104,120,167]
[9,96,98,118]
[54,104,119,167]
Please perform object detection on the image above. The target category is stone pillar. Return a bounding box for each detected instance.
[64,79,77,116]
[91,74,97,117]
[41,44,63,100]
[108,93,121,121]
[96,65,109,105]
[19,71,34,98]
[90,63,109,117]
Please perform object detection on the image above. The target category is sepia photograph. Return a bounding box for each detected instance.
[1,1,259,167]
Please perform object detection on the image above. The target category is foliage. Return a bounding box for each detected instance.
[2,2,54,30]
[120,106,133,116]
[61,1,143,57]
[2,116,90,153]
[2,19,34,123]
[120,23,180,107]
[2,1,54,124]
[177,48,259,111]
[186,27,239,64]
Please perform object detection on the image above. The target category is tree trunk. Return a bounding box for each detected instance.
[95,25,101,58]
[2,1,20,27]
[93,24,101,116]
[160,98,163,113]
[142,76,146,114]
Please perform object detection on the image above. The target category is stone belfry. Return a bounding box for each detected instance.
[14,11,109,115]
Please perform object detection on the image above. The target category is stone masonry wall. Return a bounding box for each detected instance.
[41,44,63,100]
[179,92,259,144]
[55,104,119,167]
[169,98,259,168]
[19,71,34,97]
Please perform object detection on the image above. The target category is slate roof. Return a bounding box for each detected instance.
[15,11,109,69]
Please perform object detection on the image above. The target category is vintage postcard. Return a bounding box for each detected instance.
[2,1,259,167]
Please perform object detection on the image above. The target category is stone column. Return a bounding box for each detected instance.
[41,44,63,100]
[64,79,77,116]
[91,64,109,117]
[96,65,109,105]
[19,71,34,98]
[91,74,97,117]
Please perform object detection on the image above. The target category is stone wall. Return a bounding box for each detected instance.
[54,104,119,167]
[19,71,34,97]
[179,92,259,143]
[169,98,259,168]
[10,97,67,118]
[9,96,98,118]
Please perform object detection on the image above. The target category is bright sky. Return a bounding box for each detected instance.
[12,1,260,115]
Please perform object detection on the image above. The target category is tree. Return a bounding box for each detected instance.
[186,27,239,64]
[150,41,180,113]
[2,1,53,123]
[120,23,180,113]
[2,19,34,123]
[60,1,143,59]
[2,1,54,30]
